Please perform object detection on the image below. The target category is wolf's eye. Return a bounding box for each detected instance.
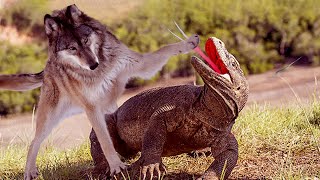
[69,46,77,51]
[83,37,88,44]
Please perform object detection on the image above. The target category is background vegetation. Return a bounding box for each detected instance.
[0,0,320,114]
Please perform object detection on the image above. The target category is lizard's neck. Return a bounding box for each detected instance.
[190,85,238,131]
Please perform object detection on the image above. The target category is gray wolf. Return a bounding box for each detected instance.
[0,4,199,180]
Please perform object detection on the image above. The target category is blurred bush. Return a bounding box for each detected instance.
[111,0,320,85]
[0,41,46,115]
[0,0,49,40]
[1,0,320,114]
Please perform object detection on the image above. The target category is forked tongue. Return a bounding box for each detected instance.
[193,46,222,74]
[204,38,229,74]
[170,21,228,75]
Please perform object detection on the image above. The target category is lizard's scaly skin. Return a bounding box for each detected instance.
[90,37,249,179]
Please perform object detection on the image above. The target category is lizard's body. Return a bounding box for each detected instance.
[90,37,249,179]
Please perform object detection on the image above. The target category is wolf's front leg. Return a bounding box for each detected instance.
[134,34,199,79]
[85,108,126,176]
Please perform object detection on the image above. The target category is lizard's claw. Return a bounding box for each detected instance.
[141,163,166,180]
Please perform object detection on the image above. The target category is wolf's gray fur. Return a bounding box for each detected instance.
[0,4,199,180]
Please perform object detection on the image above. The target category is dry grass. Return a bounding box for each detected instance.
[0,102,319,179]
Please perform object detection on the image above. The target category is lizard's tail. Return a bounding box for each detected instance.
[0,71,44,91]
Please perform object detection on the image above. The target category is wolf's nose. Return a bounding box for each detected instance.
[90,62,99,70]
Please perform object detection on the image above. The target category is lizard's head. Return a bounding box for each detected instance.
[191,37,249,112]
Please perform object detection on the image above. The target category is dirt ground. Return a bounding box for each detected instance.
[0,66,319,149]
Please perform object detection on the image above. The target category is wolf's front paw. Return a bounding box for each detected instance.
[178,34,200,54]
[109,161,127,176]
[24,167,39,180]
[186,34,200,49]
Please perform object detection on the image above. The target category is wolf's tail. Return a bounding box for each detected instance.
[0,71,44,91]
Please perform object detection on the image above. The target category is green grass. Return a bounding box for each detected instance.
[0,103,319,179]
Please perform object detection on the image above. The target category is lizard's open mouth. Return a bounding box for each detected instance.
[194,38,231,82]
[167,22,231,82]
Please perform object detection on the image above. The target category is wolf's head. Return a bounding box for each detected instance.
[44,5,108,70]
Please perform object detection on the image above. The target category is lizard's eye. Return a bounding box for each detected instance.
[231,62,236,67]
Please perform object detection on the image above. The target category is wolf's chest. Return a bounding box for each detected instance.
[80,81,112,100]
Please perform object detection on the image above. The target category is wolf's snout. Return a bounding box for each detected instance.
[89,62,99,70]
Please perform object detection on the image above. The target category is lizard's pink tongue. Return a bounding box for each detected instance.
[205,38,228,74]
[194,47,221,74]
[193,38,229,75]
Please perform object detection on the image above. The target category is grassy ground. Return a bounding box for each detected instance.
[0,103,319,179]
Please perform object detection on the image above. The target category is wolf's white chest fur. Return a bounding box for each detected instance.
[79,67,128,114]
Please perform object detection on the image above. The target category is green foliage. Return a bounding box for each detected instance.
[111,0,320,84]
[1,0,320,113]
[0,0,49,37]
[0,41,46,115]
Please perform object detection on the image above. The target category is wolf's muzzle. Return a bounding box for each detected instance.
[90,62,99,70]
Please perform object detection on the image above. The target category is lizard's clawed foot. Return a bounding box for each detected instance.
[141,163,167,180]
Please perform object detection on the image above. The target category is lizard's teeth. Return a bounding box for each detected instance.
[221,73,231,83]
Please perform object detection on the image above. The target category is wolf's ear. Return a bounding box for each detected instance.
[66,4,82,22]
[44,14,59,36]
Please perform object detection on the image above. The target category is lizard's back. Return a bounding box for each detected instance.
[115,84,201,149]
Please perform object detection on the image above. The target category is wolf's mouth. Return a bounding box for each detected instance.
[194,38,231,82]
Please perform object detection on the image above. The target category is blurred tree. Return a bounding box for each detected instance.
[111,0,320,80]
[0,41,45,115]
[0,0,49,39]
[1,0,320,114]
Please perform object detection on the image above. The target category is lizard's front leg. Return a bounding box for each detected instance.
[131,105,177,180]
[198,133,238,180]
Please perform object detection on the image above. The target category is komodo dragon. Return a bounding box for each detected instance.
[90,37,249,179]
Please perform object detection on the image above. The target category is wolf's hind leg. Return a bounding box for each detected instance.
[85,109,126,176]
[24,96,71,180]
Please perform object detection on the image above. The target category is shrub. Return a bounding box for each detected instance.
[0,0,48,39]
[110,0,320,85]
[0,41,46,115]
